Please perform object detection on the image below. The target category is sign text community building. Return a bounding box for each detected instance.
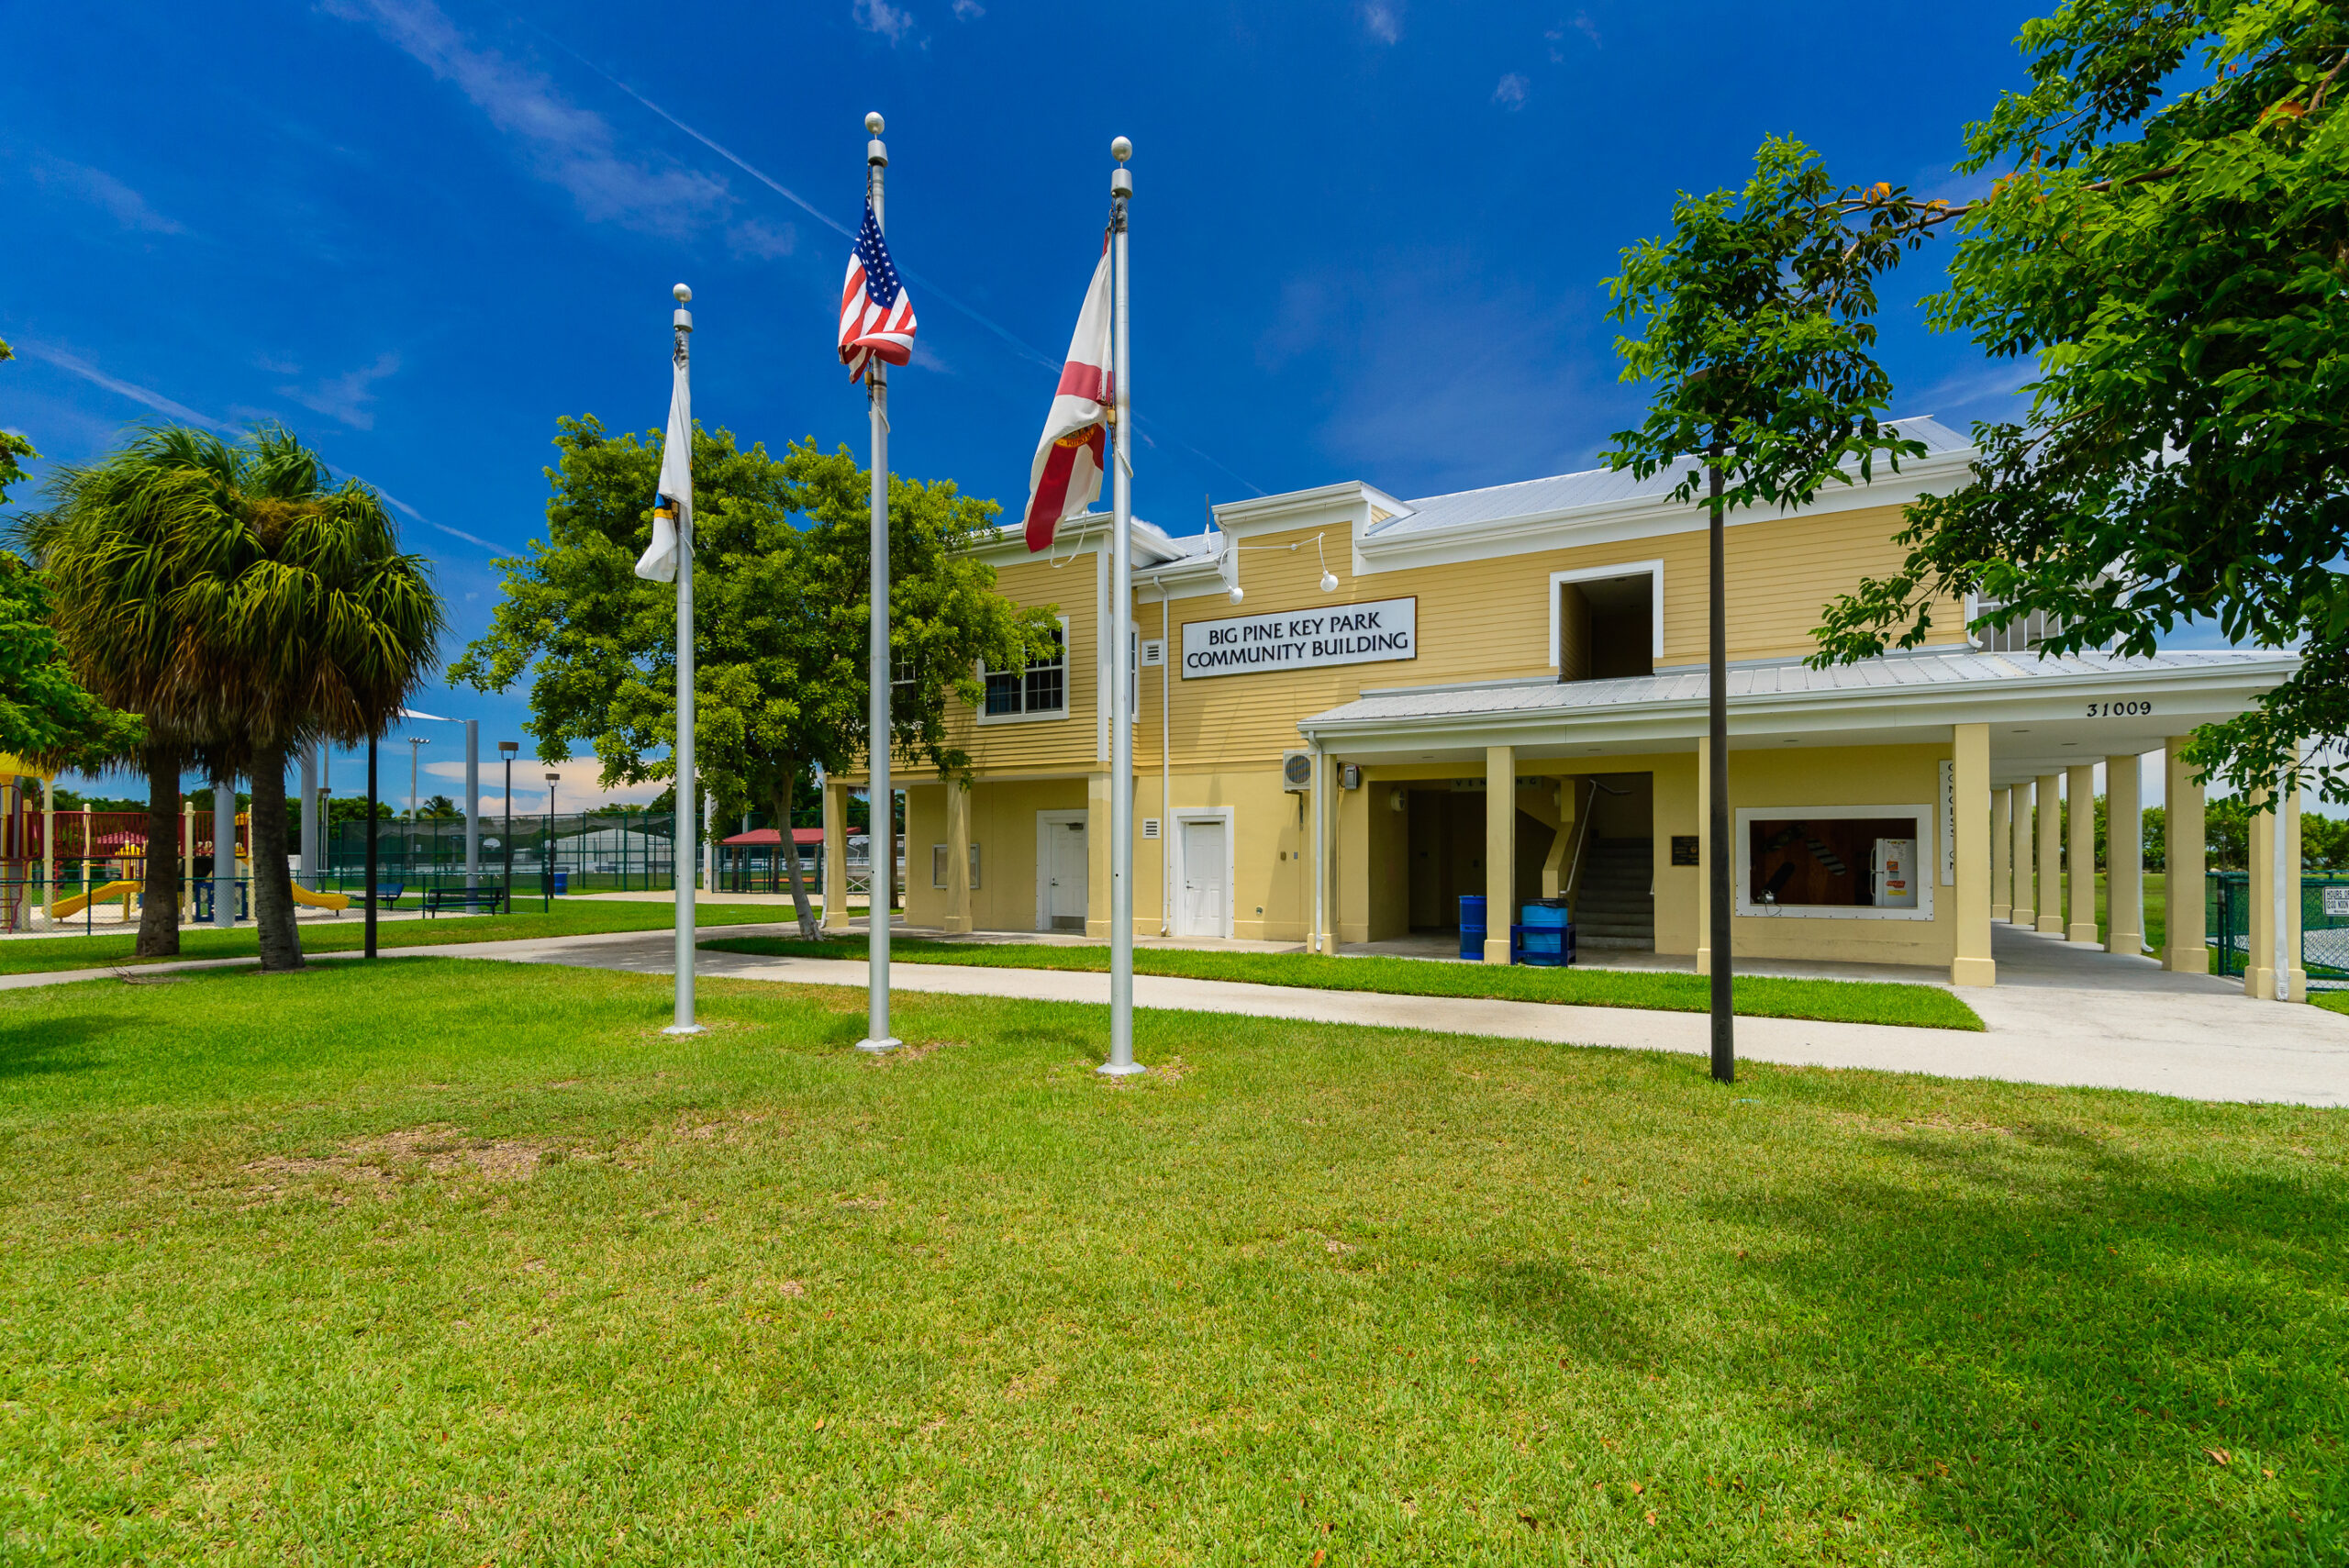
[1181,597,1417,679]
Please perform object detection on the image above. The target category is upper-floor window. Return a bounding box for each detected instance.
[980,620,1069,722]
[1552,562,1662,682]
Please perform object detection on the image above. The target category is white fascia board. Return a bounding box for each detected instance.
[1353,451,1977,577]
[964,512,1190,570]
[1212,481,1386,539]
[1297,654,2298,751]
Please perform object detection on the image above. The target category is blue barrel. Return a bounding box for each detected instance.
[1458,895,1486,960]
[1514,898,1573,967]
[551,870,569,896]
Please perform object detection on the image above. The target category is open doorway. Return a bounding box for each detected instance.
[1554,565,1659,682]
[1399,783,1561,941]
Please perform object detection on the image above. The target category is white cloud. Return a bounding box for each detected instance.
[1493,73,1529,109]
[31,156,188,235]
[727,217,796,261]
[276,351,401,431]
[422,755,668,812]
[18,342,229,430]
[853,0,919,43]
[952,0,985,17]
[1362,1,1402,42]
[322,0,729,237]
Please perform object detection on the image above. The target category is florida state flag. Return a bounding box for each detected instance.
[1020,244,1113,551]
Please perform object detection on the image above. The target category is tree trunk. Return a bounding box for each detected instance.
[774,771,819,941]
[135,747,183,958]
[249,745,305,972]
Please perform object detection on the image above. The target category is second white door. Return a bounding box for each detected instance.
[1179,818,1227,938]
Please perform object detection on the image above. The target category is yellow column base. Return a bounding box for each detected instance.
[1949,956,1997,987]
[2035,913,2063,935]
[2249,967,2308,1001]
[2107,927,2143,957]
[2066,920,2099,943]
[2010,904,2033,928]
[1482,936,1512,965]
[941,915,972,935]
[1694,945,1711,977]
[2164,945,2209,974]
[1992,901,2010,922]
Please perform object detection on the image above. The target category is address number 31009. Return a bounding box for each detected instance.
[2087,700,2154,717]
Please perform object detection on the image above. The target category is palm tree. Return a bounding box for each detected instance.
[20,425,443,970]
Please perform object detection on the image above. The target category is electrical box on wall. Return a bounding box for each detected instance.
[1340,763,1362,790]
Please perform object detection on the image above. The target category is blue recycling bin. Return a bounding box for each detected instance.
[1458,895,1486,960]
[551,870,569,896]
[1512,898,1574,967]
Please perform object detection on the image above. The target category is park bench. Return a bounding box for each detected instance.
[424,884,509,917]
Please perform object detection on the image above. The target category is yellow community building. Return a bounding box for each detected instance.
[819,416,2305,996]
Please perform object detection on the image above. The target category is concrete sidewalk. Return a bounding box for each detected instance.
[7,922,2343,1106]
[503,928,2349,1106]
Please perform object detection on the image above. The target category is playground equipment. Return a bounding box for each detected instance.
[52,879,141,920]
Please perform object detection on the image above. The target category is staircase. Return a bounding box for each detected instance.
[1573,838,1655,951]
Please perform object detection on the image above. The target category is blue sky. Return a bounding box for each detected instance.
[6,0,2069,808]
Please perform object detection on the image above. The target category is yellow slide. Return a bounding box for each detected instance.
[52,880,139,920]
[291,883,350,913]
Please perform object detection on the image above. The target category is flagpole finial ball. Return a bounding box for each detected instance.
[866,111,885,135]
[1111,136,1132,162]
[673,284,692,304]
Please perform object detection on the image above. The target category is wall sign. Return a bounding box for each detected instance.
[1671,835,1700,867]
[1181,596,1417,679]
[1938,760,1956,887]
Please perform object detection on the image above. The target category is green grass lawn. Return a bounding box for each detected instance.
[702,937,1986,1031]
[0,898,799,977]
[0,960,2339,1562]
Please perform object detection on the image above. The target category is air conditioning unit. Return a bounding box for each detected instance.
[1281,751,1313,792]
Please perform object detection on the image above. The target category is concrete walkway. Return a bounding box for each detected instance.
[8,922,2343,1106]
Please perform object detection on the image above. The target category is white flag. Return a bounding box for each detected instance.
[635,353,692,582]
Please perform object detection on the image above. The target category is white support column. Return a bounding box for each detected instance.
[1310,744,1330,953]
[2010,777,2035,929]
[2066,763,2099,943]
[942,781,973,935]
[1952,723,1995,986]
[1991,785,2011,923]
[2105,753,2143,957]
[1483,746,1515,965]
[2164,739,2206,973]
[1695,742,1713,975]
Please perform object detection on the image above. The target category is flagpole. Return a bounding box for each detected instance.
[858,110,901,1054]
[665,281,706,1036]
[1101,135,1143,1077]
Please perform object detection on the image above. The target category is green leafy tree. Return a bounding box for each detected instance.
[454,417,1053,940]
[21,425,442,969]
[1603,135,1942,1067]
[0,552,143,773]
[419,794,462,820]
[1813,0,2349,806]
[0,340,34,507]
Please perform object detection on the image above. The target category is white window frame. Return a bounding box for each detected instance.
[977,615,1072,726]
[1733,803,1937,921]
[1171,806,1237,940]
[1549,559,1665,669]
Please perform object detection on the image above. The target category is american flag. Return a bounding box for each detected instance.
[838,197,917,381]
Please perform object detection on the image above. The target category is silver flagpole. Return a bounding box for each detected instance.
[666,281,705,1036]
[858,110,901,1053]
[1101,135,1143,1076]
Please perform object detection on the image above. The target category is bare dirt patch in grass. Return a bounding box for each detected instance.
[239,1125,549,1203]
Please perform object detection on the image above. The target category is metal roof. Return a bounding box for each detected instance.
[1364,415,1976,540]
[1303,648,2294,729]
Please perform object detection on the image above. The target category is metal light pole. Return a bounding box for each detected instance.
[1101,134,1143,1077]
[408,735,429,885]
[857,110,901,1055]
[545,771,559,908]
[1706,445,1734,1083]
[499,740,518,915]
[363,738,380,959]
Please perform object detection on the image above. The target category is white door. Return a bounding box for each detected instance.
[1179,819,1227,938]
[1041,816,1088,930]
